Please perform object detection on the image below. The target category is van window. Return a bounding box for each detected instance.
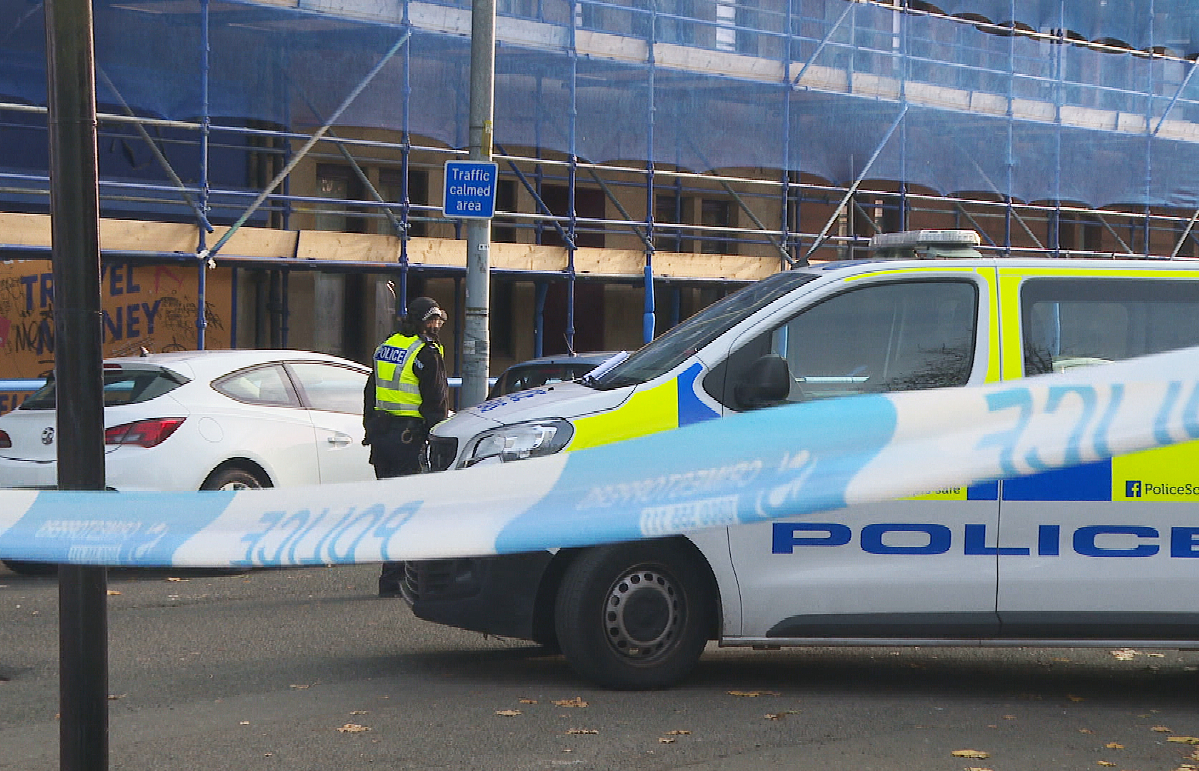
[711,280,977,409]
[1021,279,1199,375]
[590,271,817,390]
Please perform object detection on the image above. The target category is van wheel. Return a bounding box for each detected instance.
[201,467,267,491]
[553,541,714,690]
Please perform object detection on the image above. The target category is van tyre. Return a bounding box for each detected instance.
[201,467,267,491]
[553,541,714,690]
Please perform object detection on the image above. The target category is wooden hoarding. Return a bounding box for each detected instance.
[0,259,233,413]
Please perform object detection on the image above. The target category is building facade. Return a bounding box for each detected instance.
[2,0,1198,386]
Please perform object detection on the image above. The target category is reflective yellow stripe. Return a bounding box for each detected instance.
[568,377,680,451]
[904,486,968,501]
[375,398,418,413]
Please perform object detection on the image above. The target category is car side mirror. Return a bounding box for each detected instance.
[733,354,792,410]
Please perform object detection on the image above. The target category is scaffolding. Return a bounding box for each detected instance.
[3,0,1199,368]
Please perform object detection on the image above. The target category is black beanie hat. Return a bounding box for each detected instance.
[405,296,446,323]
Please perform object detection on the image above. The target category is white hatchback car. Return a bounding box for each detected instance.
[0,349,374,494]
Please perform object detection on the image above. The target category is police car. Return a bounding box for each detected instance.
[408,230,1199,689]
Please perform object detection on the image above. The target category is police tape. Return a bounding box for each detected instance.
[3,346,1199,568]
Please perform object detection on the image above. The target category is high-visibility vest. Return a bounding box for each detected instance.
[373,333,442,417]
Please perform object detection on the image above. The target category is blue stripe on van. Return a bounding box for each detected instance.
[1000,459,1112,502]
[967,481,999,500]
[677,363,720,427]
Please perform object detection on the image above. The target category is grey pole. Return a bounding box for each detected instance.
[44,0,108,767]
[460,0,495,409]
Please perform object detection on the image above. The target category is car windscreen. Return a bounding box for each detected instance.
[587,271,818,390]
[19,367,190,410]
[494,363,597,397]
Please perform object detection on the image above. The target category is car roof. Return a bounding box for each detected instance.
[102,349,370,379]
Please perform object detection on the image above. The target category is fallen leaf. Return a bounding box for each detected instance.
[1096,762,1116,768]
[964,768,994,771]
[765,710,801,720]
[336,723,370,733]
[1168,737,1199,745]
[1003,715,1017,720]
[553,697,588,708]
[1067,694,1086,702]
[1152,726,1174,733]
[1080,729,1095,734]
[951,750,991,759]
[664,730,691,736]
[166,577,188,582]
[519,698,537,704]
[1105,742,1124,749]
[239,721,250,726]
[495,710,522,717]
[727,690,781,697]
[566,728,598,735]
[658,737,675,744]
[106,590,121,596]
[1111,648,1139,661]
[289,684,310,690]
[350,710,368,716]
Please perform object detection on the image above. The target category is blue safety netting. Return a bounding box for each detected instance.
[3,0,1199,211]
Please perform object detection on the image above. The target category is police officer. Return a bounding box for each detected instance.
[364,296,451,597]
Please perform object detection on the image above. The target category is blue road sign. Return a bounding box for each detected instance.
[443,160,499,219]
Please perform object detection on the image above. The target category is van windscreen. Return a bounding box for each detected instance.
[589,271,817,390]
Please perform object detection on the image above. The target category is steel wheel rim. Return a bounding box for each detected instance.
[602,567,682,662]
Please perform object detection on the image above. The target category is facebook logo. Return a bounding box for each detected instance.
[1126,480,1142,498]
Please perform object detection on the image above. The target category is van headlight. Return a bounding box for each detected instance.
[461,419,574,468]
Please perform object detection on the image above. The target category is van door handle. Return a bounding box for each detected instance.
[327,433,353,447]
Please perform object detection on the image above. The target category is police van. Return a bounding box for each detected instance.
[407,230,1199,689]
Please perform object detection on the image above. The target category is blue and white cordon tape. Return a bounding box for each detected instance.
[3,347,1199,568]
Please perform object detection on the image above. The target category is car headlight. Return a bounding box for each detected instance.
[461,419,574,468]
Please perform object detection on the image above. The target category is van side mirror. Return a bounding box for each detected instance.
[733,354,792,410]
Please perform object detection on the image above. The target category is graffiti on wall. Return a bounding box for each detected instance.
[0,260,233,411]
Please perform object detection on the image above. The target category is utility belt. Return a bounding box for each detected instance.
[367,411,427,444]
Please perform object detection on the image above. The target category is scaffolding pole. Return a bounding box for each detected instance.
[643,8,657,345]
[196,0,210,350]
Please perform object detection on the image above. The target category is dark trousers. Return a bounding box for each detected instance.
[370,417,425,595]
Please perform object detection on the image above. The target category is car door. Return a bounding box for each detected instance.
[996,270,1199,639]
[211,362,321,487]
[285,361,374,484]
[717,271,1001,639]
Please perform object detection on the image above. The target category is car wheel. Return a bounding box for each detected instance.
[200,467,267,491]
[2,559,57,577]
[553,540,714,690]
